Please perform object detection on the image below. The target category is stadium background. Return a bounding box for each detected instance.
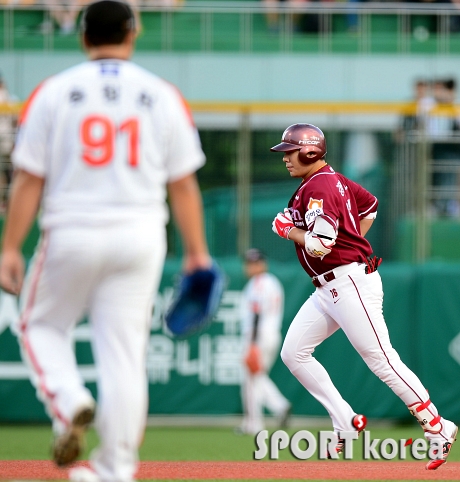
[1,1,460,430]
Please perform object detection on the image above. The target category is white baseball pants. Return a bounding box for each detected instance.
[281,263,447,436]
[16,219,167,482]
[241,333,290,434]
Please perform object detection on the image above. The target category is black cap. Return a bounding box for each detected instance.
[82,1,135,39]
[244,249,266,263]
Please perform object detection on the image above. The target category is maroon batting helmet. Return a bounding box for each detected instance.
[270,124,327,165]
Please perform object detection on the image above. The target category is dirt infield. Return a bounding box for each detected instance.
[1,460,460,480]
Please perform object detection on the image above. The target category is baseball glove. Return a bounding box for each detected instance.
[165,263,225,338]
[245,343,262,374]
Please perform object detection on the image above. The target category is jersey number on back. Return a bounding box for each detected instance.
[81,115,139,167]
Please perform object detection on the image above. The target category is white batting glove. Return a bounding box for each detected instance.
[272,208,294,240]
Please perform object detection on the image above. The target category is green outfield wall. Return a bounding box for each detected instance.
[0,258,459,424]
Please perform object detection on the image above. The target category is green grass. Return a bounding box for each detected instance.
[1,425,459,482]
[1,424,459,463]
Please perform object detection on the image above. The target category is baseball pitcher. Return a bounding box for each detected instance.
[0,2,211,481]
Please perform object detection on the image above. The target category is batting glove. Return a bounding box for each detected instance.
[272,208,294,240]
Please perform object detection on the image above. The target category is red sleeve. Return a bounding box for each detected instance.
[167,82,196,127]
[344,177,378,219]
[18,81,47,126]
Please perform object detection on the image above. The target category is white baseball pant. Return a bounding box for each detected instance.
[241,333,290,434]
[281,263,448,438]
[16,218,167,482]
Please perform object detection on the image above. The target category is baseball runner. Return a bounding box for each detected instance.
[271,123,457,469]
[0,2,210,481]
[238,248,291,435]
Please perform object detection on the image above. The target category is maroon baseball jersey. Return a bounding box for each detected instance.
[287,164,378,277]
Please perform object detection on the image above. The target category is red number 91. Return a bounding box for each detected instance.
[81,115,139,168]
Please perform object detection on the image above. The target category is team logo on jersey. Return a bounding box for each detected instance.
[288,207,304,227]
[336,180,345,197]
[305,198,324,226]
[307,198,323,210]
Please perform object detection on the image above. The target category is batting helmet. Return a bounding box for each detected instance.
[270,124,327,165]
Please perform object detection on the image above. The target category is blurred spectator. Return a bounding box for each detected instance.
[396,78,460,217]
[451,0,460,33]
[414,78,436,118]
[347,0,367,34]
[436,0,460,33]
[0,73,14,210]
[263,0,308,34]
[427,78,460,217]
[407,0,460,36]
[41,0,84,35]
[39,0,143,36]
[395,79,435,143]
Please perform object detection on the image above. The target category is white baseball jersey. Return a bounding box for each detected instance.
[239,272,290,435]
[12,59,206,481]
[240,272,284,341]
[13,59,205,228]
